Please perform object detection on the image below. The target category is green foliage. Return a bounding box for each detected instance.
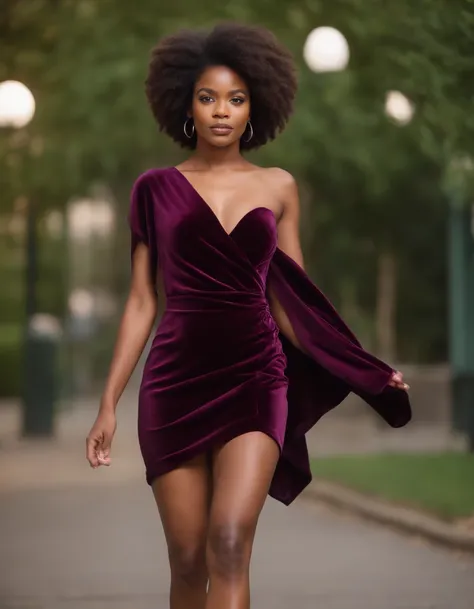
[2,0,474,386]
[311,452,474,521]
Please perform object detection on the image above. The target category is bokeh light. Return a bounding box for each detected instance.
[0,80,36,128]
[385,91,415,125]
[303,27,350,73]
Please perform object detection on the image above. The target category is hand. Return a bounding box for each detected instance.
[86,409,117,469]
[388,370,409,391]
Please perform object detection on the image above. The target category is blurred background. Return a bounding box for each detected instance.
[1,2,474,608]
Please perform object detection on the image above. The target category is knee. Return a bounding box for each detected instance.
[168,542,207,587]
[207,522,253,580]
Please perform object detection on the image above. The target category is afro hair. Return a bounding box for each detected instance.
[145,22,298,150]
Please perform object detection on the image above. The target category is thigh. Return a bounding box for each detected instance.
[152,453,213,560]
[209,431,280,535]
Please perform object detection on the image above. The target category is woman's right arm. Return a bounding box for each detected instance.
[86,242,157,469]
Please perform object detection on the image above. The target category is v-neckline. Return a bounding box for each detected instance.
[170,166,273,238]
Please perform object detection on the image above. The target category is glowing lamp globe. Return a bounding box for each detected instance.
[385,91,415,125]
[303,27,350,73]
[0,80,36,128]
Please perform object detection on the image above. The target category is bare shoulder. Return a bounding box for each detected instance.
[259,167,299,214]
[260,168,304,264]
[261,166,297,189]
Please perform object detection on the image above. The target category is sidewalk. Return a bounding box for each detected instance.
[0,385,145,492]
[2,393,474,609]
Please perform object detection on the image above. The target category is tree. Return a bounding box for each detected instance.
[2,0,474,369]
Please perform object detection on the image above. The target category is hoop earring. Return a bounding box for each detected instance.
[243,120,253,143]
[184,118,195,139]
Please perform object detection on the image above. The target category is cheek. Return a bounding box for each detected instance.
[190,96,208,118]
[237,108,250,129]
[190,100,202,120]
[238,102,251,120]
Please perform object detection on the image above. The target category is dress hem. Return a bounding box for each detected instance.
[144,419,283,488]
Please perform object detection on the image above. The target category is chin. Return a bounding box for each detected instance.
[206,139,236,149]
[214,141,236,148]
[204,133,240,147]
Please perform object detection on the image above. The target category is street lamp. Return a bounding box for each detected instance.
[0,81,37,320]
[0,81,59,437]
[303,27,350,73]
[0,81,36,128]
[384,91,473,449]
[384,91,415,125]
[445,156,474,451]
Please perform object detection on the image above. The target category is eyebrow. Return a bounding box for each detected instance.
[196,87,248,96]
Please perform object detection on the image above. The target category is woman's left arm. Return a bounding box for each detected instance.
[266,169,308,354]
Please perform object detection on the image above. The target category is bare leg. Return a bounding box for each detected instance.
[205,432,280,609]
[152,453,212,609]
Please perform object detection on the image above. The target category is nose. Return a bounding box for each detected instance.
[213,101,229,119]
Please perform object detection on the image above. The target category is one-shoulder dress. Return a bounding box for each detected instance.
[128,167,411,506]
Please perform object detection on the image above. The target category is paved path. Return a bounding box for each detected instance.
[1,391,473,609]
[1,479,474,609]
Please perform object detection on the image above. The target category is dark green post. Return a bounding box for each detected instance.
[448,192,474,451]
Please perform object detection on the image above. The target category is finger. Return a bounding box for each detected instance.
[388,375,409,390]
[98,435,112,465]
[86,436,100,468]
[390,380,410,390]
[393,371,409,390]
[98,446,111,466]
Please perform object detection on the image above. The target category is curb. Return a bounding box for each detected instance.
[302,479,474,555]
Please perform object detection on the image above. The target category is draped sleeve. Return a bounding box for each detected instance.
[266,246,412,505]
[128,173,158,283]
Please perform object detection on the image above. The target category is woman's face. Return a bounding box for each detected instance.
[189,65,251,148]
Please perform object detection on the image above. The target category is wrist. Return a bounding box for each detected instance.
[99,395,117,414]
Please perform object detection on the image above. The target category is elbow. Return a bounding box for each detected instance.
[128,289,158,318]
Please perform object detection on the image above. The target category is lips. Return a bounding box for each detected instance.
[210,124,233,135]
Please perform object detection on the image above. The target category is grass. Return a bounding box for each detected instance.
[311,452,474,521]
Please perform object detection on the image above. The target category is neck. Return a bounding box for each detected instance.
[190,139,247,170]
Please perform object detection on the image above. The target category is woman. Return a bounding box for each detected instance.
[86,22,411,609]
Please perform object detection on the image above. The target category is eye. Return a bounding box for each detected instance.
[231,97,246,105]
[199,95,214,103]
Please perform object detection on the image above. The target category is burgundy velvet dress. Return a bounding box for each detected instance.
[129,167,411,506]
